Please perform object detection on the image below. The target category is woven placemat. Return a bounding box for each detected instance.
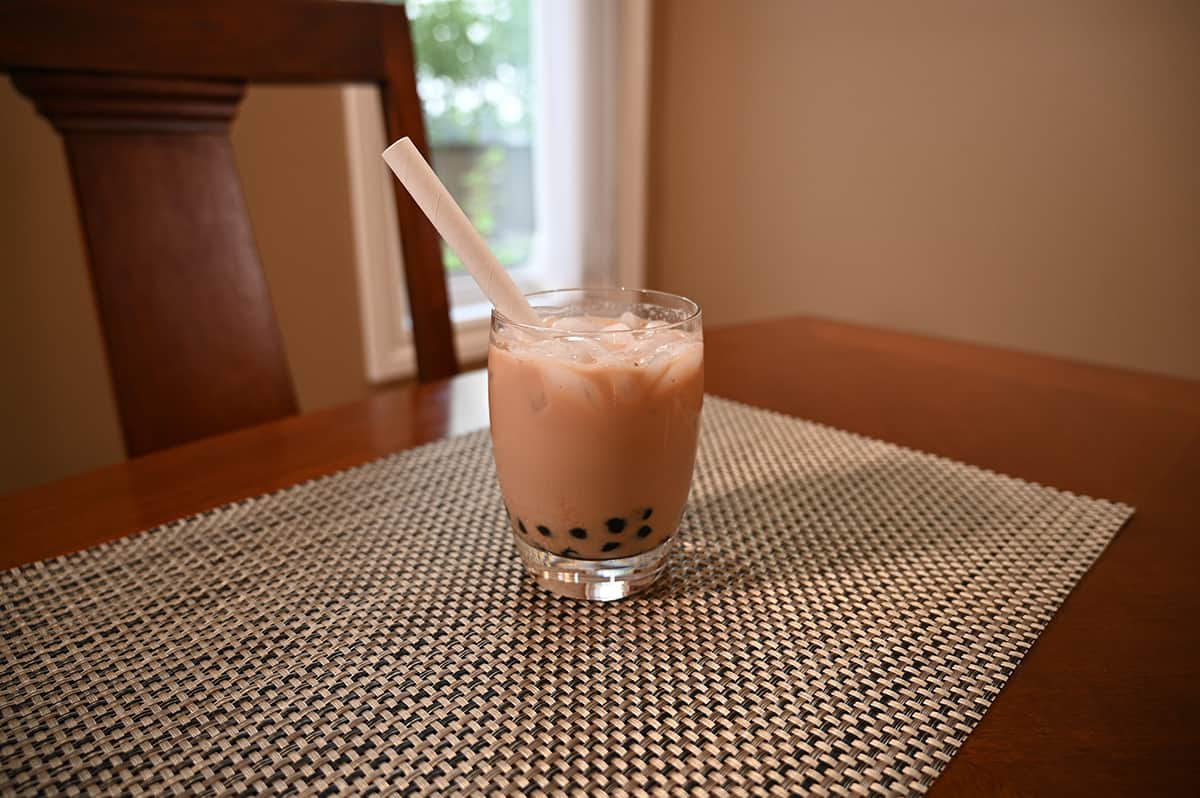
[1,397,1131,796]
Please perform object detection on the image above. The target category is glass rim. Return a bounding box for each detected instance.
[491,287,702,336]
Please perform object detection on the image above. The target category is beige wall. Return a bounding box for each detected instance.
[0,84,368,494]
[0,81,124,491]
[647,0,1200,379]
[3,0,1198,492]
[232,87,369,413]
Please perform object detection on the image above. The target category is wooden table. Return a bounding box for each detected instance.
[3,317,1197,796]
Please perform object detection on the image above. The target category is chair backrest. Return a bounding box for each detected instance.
[0,0,456,456]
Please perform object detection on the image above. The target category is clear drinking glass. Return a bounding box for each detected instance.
[489,288,704,600]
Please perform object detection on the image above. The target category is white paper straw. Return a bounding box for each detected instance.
[382,137,538,325]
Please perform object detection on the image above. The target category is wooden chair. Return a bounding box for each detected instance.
[0,0,456,456]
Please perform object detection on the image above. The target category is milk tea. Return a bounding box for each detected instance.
[489,303,703,561]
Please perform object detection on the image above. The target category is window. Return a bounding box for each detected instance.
[408,0,535,278]
[407,0,537,324]
[344,0,650,381]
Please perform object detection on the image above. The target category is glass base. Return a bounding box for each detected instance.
[514,535,674,601]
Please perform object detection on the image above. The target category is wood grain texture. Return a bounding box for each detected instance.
[698,318,1200,796]
[1,317,1197,795]
[0,369,489,567]
[0,0,392,82]
[3,0,458,451]
[13,71,299,456]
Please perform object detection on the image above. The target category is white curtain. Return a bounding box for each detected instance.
[533,0,648,289]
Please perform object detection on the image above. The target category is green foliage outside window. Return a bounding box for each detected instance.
[404,0,535,273]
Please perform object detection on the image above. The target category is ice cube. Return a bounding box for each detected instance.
[653,342,704,394]
[554,316,610,332]
[636,344,675,383]
[564,337,607,364]
[599,322,633,351]
[606,367,641,402]
[540,362,602,407]
[619,311,643,329]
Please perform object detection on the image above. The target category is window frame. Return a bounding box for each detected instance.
[343,0,650,381]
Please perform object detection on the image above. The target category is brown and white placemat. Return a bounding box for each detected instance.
[0,396,1132,796]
